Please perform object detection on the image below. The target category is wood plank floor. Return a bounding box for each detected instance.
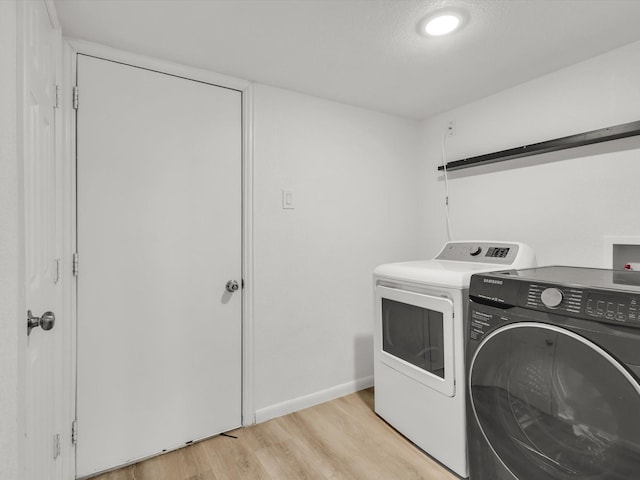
[90,388,458,480]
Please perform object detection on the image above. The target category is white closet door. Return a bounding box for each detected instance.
[76,55,242,477]
[21,1,65,479]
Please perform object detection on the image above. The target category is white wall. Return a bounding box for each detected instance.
[0,1,21,478]
[252,84,425,420]
[421,40,640,267]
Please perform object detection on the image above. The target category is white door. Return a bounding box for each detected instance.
[21,1,65,479]
[76,55,242,477]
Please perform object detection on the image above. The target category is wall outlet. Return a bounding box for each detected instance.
[447,120,455,136]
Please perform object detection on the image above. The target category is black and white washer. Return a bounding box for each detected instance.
[467,266,640,480]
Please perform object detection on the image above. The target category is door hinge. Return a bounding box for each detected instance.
[53,258,61,284]
[54,84,61,109]
[73,86,79,110]
[71,420,78,445]
[72,252,79,276]
[53,433,61,459]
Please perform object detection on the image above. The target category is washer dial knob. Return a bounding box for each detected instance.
[470,246,482,257]
[541,288,563,308]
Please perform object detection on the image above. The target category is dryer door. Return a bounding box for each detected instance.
[469,322,640,480]
[375,286,455,397]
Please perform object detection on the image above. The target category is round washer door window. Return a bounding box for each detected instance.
[470,323,640,480]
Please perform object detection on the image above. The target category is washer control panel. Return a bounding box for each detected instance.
[470,271,640,328]
[526,284,584,314]
[526,285,640,324]
[585,292,640,323]
[526,284,640,324]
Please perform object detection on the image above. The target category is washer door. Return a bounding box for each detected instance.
[469,322,640,480]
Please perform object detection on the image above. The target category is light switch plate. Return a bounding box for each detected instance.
[282,189,294,209]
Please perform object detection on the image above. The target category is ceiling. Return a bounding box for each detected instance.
[54,0,640,120]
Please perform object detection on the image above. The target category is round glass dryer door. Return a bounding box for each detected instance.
[469,322,640,480]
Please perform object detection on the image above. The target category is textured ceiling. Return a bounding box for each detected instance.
[54,0,640,120]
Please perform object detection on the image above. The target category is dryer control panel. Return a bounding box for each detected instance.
[434,241,531,265]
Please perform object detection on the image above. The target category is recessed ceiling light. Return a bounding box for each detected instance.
[425,14,460,36]
[418,9,467,37]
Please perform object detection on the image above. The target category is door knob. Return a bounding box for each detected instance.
[27,310,56,335]
[225,280,240,293]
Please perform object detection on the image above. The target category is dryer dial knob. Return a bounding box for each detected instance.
[541,288,563,308]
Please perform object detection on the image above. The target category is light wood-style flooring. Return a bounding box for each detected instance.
[90,388,458,480]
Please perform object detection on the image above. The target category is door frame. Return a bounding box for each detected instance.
[61,38,256,476]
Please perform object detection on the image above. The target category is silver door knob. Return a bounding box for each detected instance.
[27,310,56,335]
[225,280,240,293]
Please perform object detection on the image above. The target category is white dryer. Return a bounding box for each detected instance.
[373,241,536,478]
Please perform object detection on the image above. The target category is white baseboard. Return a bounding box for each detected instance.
[254,375,374,424]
